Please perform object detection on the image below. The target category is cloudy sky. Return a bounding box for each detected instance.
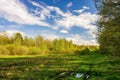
[0,0,99,45]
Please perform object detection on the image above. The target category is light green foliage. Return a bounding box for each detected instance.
[53,39,59,50]
[23,36,35,47]
[44,39,52,49]
[0,31,99,55]
[88,46,99,51]
[13,33,23,46]
[35,35,43,47]
[15,46,29,55]
[6,44,16,55]
[69,40,74,50]
[29,47,42,55]
[0,45,10,55]
[6,45,29,55]
[0,31,10,45]
[53,39,75,52]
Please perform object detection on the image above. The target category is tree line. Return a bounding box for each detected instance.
[0,31,98,55]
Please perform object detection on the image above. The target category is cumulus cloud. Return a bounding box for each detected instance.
[0,0,100,45]
[66,34,99,46]
[28,0,99,37]
[60,30,68,34]
[55,13,99,30]
[41,33,59,40]
[34,30,60,40]
[0,0,49,26]
[0,30,26,37]
[28,0,52,20]
[54,7,99,39]
[66,2,73,8]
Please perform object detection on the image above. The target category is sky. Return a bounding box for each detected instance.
[0,0,100,45]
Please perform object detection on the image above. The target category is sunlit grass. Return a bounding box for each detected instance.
[0,53,119,80]
[0,55,47,58]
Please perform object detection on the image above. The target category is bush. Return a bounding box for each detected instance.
[61,50,74,54]
[15,46,29,55]
[41,49,50,54]
[74,50,81,54]
[29,47,42,55]
[6,45,29,55]
[0,45,10,55]
[80,48,91,55]
[6,45,16,55]
[74,48,91,55]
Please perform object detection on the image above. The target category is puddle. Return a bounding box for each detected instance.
[75,73,83,78]
[86,74,90,79]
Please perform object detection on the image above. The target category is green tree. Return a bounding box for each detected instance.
[94,0,120,56]
[23,36,30,46]
[23,36,35,47]
[53,39,59,50]
[69,40,74,50]
[13,33,23,46]
[0,31,10,45]
[35,35,43,48]
[44,39,52,50]
[60,39,65,51]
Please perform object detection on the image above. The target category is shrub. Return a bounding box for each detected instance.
[6,45,16,55]
[41,49,50,54]
[80,48,91,55]
[74,50,81,54]
[0,45,10,55]
[6,45,29,55]
[15,46,29,55]
[29,47,42,55]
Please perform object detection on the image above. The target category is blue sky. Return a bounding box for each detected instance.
[0,0,99,45]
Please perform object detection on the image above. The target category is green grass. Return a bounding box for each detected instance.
[0,53,119,80]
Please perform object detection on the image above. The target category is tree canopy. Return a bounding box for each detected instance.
[94,0,120,56]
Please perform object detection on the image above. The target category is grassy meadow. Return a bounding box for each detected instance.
[0,53,119,80]
[0,0,119,80]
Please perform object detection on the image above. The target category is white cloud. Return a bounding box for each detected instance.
[29,0,52,20]
[36,30,60,40]
[0,0,100,45]
[55,12,99,38]
[41,33,59,40]
[21,1,100,43]
[73,10,85,14]
[66,34,99,46]
[28,1,99,35]
[28,0,45,9]
[29,0,72,22]
[55,12,99,29]
[0,0,49,26]
[73,6,90,14]
[66,2,72,8]
[0,30,26,37]
[83,6,90,9]
[60,30,68,34]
